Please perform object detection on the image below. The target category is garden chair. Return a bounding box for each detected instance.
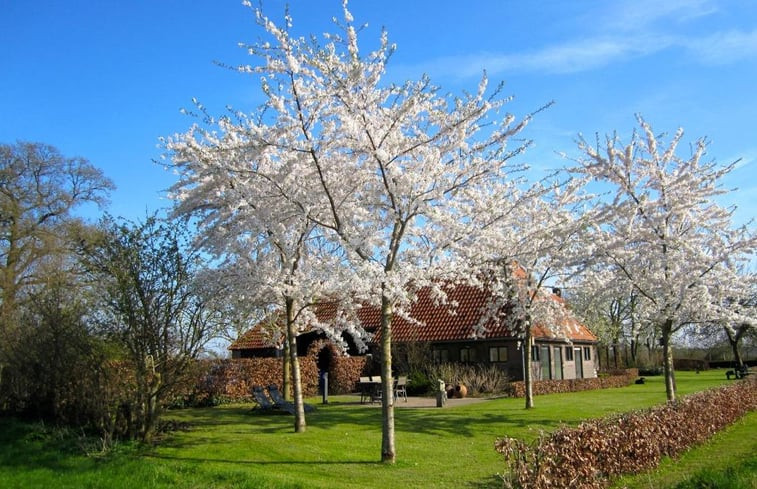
[394,376,408,402]
[251,385,276,412]
[359,376,372,404]
[369,376,383,404]
[267,384,314,413]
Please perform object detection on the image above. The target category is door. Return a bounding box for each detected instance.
[540,345,551,380]
[574,348,584,379]
[553,346,563,380]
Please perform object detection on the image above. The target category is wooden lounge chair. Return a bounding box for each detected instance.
[267,384,315,413]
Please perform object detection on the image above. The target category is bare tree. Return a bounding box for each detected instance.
[79,215,220,441]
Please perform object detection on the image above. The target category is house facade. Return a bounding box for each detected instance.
[229,283,598,382]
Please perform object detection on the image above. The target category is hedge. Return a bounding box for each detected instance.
[495,377,757,489]
[175,349,371,406]
[178,358,318,405]
[507,369,638,397]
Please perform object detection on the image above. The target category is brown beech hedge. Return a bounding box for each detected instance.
[508,369,638,398]
[495,378,757,489]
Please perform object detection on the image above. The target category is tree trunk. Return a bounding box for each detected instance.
[282,337,291,401]
[523,326,534,409]
[285,298,306,433]
[724,325,745,368]
[379,293,395,463]
[661,319,676,402]
[604,344,610,370]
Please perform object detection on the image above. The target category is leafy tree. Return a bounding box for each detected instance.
[79,215,220,441]
[570,116,756,401]
[0,141,113,327]
[165,1,534,462]
[7,271,107,424]
[0,141,113,404]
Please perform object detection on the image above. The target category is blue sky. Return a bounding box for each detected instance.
[2,0,756,225]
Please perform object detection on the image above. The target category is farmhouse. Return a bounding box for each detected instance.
[230,281,598,382]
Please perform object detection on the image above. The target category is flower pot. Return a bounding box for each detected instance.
[455,383,467,398]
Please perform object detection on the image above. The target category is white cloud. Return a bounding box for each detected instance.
[684,29,757,64]
[407,34,675,79]
[406,27,757,80]
[599,0,718,32]
[485,36,673,75]
[399,0,757,80]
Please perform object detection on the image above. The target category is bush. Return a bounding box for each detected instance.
[639,366,664,376]
[674,358,709,372]
[495,378,757,489]
[426,363,509,396]
[406,370,433,396]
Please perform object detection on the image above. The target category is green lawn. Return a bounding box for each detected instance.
[0,370,753,489]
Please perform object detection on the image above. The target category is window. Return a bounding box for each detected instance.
[460,347,476,362]
[433,349,449,363]
[531,345,540,361]
[488,346,508,363]
[565,347,574,361]
[583,347,592,361]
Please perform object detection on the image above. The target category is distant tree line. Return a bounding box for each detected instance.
[0,141,225,444]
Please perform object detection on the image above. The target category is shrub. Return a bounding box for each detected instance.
[674,358,709,371]
[426,363,509,396]
[495,378,757,489]
[406,370,433,396]
[638,366,664,376]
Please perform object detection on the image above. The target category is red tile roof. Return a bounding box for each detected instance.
[230,282,596,351]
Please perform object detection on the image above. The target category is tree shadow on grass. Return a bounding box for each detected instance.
[145,453,381,466]
[163,398,563,447]
[0,418,111,473]
[466,474,504,489]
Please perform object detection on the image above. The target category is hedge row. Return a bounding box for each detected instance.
[508,369,638,397]
[175,351,371,406]
[494,378,757,489]
[180,358,319,405]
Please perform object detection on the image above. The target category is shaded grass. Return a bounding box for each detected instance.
[672,454,757,489]
[0,370,751,489]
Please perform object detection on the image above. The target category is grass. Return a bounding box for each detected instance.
[0,370,753,489]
